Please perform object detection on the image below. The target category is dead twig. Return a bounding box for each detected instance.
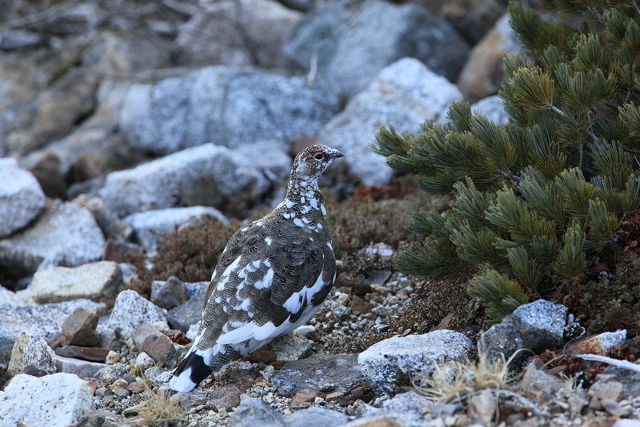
[577,353,640,374]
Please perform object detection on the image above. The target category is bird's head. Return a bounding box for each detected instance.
[291,144,344,180]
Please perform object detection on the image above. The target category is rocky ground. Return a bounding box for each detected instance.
[1,0,640,426]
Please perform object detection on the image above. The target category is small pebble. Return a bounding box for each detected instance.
[105,350,119,365]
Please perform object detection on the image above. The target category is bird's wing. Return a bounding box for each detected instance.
[195,217,335,352]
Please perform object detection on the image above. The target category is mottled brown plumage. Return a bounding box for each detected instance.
[170,145,343,392]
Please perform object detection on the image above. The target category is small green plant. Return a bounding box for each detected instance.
[373,0,640,322]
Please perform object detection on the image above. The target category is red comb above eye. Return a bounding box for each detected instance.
[312,150,325,156]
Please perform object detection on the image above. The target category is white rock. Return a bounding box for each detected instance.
[0,158,46,238]
[597,330,627,354]
[0,200,105,272]
[7,331,57,377]
[135,352,155,370]
[317,58,462,185]
[0,373,92,427]
[614,421,640,427]
[106,290,166,339]
[471,95,510,125]
[123,206,228,252]
[99,143,273,217]
[358,329,474,394]
[31,261,122,303]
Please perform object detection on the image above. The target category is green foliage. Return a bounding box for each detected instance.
[372,0,640,322]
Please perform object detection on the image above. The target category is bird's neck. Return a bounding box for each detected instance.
[281,176,324,216]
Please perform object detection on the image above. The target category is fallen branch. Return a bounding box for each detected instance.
[577,354,640,374]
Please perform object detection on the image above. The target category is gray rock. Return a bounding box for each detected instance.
[471,95,510,125]
[171,384,241,411]
[0,373,92,427]
[7,331,57,377]
[271,353,365,395]
[54,355,106,379]
[118,66,338,155]
[0,29,42,51]
[317,57,462,185]
[521,359,564,396]
[0,158,46,237]
[42,2,102,36]
[270,333,315,362]
[19,87,145,189]
[124,206,228,252]
[54,345,110,362]
[0,47,98,158]
[283,407,349,426]
[167,284,208,332]
[74,195,133,242]
[457,14,522,102]
[132,323,177,366]
[468,389,496,424]
[284,0,469,97]
[144,366,173,384]
[176,0,301,69]
[441,0,504,44]
[481,299,568,362]
[358,329,474,395]
[61,307,99,346]
[97,363,130,385]
[151,277,188,310]
[99,143,276,217]
[0,200,105,274]
[184,281,209,299]
[228,398,284,427]
[381,390,430,415]
[346,414,429,427]
[31,261,122,303]
[106,290,166,339]
[0,299,105,369]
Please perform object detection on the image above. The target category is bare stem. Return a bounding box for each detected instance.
[547,103,566,117]
[501,170,521,183]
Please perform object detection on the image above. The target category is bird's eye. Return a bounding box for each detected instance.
[314,153,324,160]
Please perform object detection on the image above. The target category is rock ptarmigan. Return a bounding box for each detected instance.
[169,144,343,392]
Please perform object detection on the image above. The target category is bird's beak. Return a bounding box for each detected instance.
[331,150,344,159]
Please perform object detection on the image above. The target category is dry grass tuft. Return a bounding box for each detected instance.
[418,350,521,404]
[124,384,185,426]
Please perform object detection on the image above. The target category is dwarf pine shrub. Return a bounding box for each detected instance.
[373,0,640,322]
